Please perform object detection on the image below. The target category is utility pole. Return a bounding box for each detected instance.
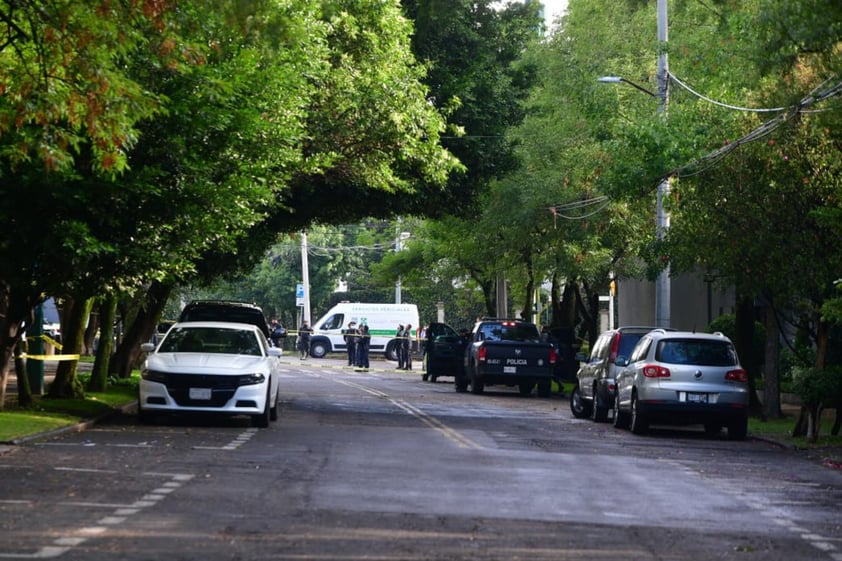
[300,232,311,325]
[655,0,671,328]
[395,222,402,304]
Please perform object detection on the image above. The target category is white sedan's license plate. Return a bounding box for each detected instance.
[189,388,212,400]
[503,366,517,374]
[686,392,708,404]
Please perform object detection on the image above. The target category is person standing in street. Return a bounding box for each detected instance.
[395,324,405,369]
[356,324,370,371]
[401,323,413,371]
[297,321,312,360]
[343,321,358,366]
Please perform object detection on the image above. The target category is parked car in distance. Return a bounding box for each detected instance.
[421,322,468,382]
[460,318,556,397]
[570,326,661,422]
[178,300,272,341]
[139,322,282,428]
[613,329,749,440]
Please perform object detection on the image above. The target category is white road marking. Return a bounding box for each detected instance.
[311,371,482,449]
[0,472,193,559]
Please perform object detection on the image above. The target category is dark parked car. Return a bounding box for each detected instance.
[421,323,468,382]
[570,326,661,422]
[460,318,556,397]
[178,300,272,341]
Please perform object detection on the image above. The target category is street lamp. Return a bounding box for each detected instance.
[598,0,671,328]
[597,76,657,98]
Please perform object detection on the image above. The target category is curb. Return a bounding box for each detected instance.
[0,400,137,451]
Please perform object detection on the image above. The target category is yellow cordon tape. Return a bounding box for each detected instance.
[288,331,418,341]
[16,353,81,362]
[279,358,425,375]
[25,334,64,351]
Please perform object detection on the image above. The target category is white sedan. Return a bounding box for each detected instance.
[139,321,282,427]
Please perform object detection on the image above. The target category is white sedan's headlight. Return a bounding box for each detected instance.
[237,373,266,386]
[142,370,168,383]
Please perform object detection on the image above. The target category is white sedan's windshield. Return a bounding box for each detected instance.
[160,327,262,356]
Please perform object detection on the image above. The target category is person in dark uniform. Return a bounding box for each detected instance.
[343,321,359,366]
[356,324,370,371]
[401,323,413,370]
[396,324,405,369]
[297,321,312,360]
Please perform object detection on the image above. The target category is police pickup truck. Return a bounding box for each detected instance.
[458,318,556,397]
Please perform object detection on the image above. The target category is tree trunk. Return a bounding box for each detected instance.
[521,250,535,323]
[550,272,561,327]
[0,285,39,411]
[110,281,173,378]
[14,339,32,408]
[762,303,782,420]
[47,296,94,399]
[735,294,762,415]
[83,306,100,356]
[88,295,118,393]
[806,319,830,443]
[574,281,598,349]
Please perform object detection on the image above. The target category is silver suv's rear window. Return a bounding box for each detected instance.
[655,339,738,366]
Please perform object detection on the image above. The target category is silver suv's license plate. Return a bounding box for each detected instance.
[189,388,212,400]
[685,392,708,404]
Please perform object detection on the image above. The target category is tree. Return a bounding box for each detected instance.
[2,1,461,398]
[0,1,197,402]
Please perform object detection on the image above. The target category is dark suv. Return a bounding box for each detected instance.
[178,301,272,340]
[570,326,661,422]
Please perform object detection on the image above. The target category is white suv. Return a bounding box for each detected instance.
[613,330,749,440]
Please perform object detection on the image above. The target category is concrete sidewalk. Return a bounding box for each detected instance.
[5,359,93,397]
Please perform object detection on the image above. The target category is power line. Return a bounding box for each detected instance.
[669,76,842,180]
[669,72,787,113]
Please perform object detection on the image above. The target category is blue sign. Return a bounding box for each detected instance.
[296,284,305,298]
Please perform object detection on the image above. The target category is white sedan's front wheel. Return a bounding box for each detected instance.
[252,388,271,428]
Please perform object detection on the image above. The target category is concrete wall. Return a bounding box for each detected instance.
[617,270,735,330]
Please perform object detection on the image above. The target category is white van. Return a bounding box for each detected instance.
[309,302,419,360]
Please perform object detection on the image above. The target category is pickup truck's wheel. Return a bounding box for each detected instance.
[455,374,469,392]
[518,382,534,396]
[591,388,609,422]
[629,392,648,435]
[569,385,592,418]
[536,379,551,398]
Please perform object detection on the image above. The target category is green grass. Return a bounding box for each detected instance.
[749,412,842,456]
[0,373,138,443]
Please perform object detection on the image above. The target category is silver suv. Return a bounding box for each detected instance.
[613,330,749,440]
[570,327,659,422]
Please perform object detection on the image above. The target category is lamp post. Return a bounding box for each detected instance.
[395,229,410,304]
[599,0,670,328]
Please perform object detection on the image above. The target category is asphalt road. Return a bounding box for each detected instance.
[1,356,841,560]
